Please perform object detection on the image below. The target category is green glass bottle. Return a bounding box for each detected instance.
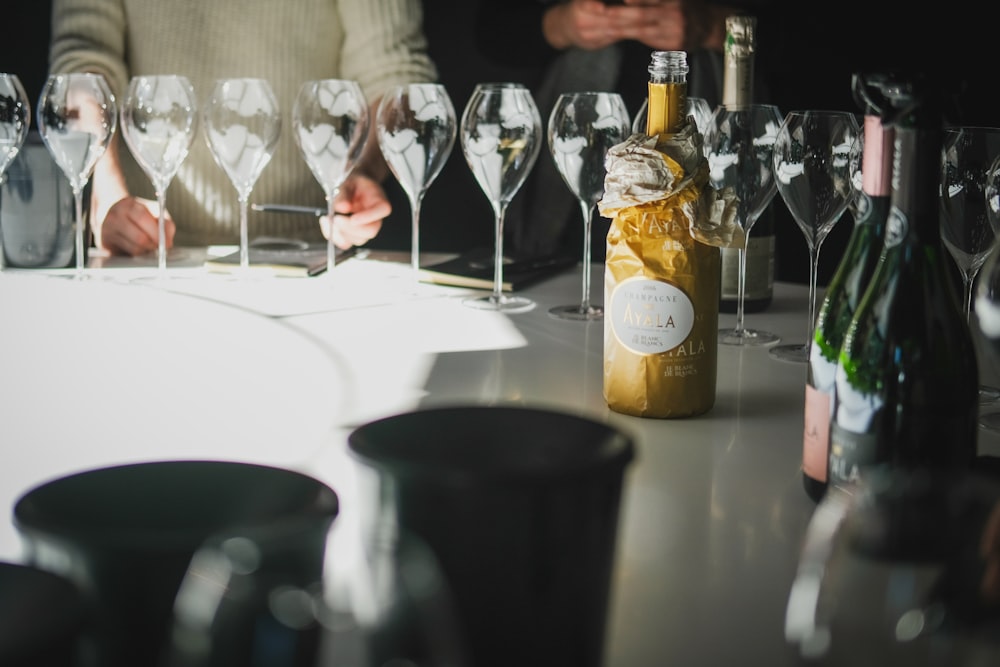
[829,74,978,489]
[801,73,895,502]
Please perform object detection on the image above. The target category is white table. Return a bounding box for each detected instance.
[1,249,996,666]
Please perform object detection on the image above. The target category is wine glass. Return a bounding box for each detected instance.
[376,83,456,283]
[203,78,281,271]
[704,102,784,345]
[975,151,1000,433]
[460,82,543,313]
[37,72,117,275]
[119,75,198,273]
[163,517,468,667]
[785,467,1000,666]
[0,73,31,269]
[547,91,630,320]
[941,126,1000,414]
[632,95,713,139]
[294,79,369,276]
[770,109,860,363]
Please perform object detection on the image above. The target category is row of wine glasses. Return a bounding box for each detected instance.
[26,74,369,277]
[702,105,859,360]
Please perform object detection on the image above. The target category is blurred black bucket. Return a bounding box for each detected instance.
[348,405,636,667]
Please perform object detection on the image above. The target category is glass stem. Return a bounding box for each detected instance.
[806,243,821,359]
[579,200,595,311]
[74,188,85,274]
[963,274,975,324]
[326,193,337,275]
[411,194,423,280]
[734,237,750,335]
[156,188,167,273]
[239,195,250,270]
[491,200,509,304]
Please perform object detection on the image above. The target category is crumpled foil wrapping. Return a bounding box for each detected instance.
[599,118,740,419]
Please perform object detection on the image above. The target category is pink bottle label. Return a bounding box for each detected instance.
[803,384,831,482]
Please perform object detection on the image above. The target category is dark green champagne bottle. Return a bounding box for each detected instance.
[801,73,895,502]
[829,75,978,489]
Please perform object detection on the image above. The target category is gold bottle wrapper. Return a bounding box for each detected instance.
[600,119,733,419]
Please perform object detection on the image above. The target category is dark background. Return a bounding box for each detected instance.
[3,0,991,285]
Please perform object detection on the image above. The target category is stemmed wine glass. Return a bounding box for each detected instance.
[119,75,198,273]
[0,73,31,269]
[940,126,1000,413]
[203,78,281,271]
[547,91,630,320]
[37,72,117,275]
[294,79,369,276]
[460,82,543,313]
[705,102,784,345]
[974,150,1000,433]
[769,109,860,363]
[376,83,456,283]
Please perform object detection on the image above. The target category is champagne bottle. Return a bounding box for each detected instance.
[800,73,895,502]
[602,50,721,418]
[828,75,978,488]
[718,14,774,313]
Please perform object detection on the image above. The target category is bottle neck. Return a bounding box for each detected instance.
[886,123,945,246]
[646,51,688,136]
[646,81,687,136]
[721,52,753,109]
[861,114,893,197]
[721,16,756,109]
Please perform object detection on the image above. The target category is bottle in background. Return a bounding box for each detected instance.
[801,72,895,502]
[829,74,978,488]
[718,14,774,313]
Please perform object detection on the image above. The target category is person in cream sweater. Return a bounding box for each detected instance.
[48,0,438,255]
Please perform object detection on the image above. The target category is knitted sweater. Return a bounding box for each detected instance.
[49,0,438,245]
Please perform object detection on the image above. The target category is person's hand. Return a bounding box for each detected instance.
[321,173,390,249]
[543,0,686,52]
[98,196,176,256]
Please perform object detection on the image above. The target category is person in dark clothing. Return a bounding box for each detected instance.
[472,0,753,264]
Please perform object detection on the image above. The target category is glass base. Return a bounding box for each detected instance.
[549,303,602,321]
[463,294,535,314]
[769,343,808,363]
[718,327,780,346]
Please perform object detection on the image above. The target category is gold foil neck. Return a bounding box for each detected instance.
[725,15,756,58]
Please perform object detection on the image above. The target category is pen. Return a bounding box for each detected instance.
[251,203,354,217]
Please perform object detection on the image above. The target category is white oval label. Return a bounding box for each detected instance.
[609,277,694,354]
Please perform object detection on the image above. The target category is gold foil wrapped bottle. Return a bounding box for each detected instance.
[600,51,738,418]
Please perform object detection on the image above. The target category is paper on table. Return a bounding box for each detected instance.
[146,255,468,317]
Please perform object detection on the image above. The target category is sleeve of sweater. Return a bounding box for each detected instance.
[337,0,439,102]
[474,0,558,69]
[48,0,129,98]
